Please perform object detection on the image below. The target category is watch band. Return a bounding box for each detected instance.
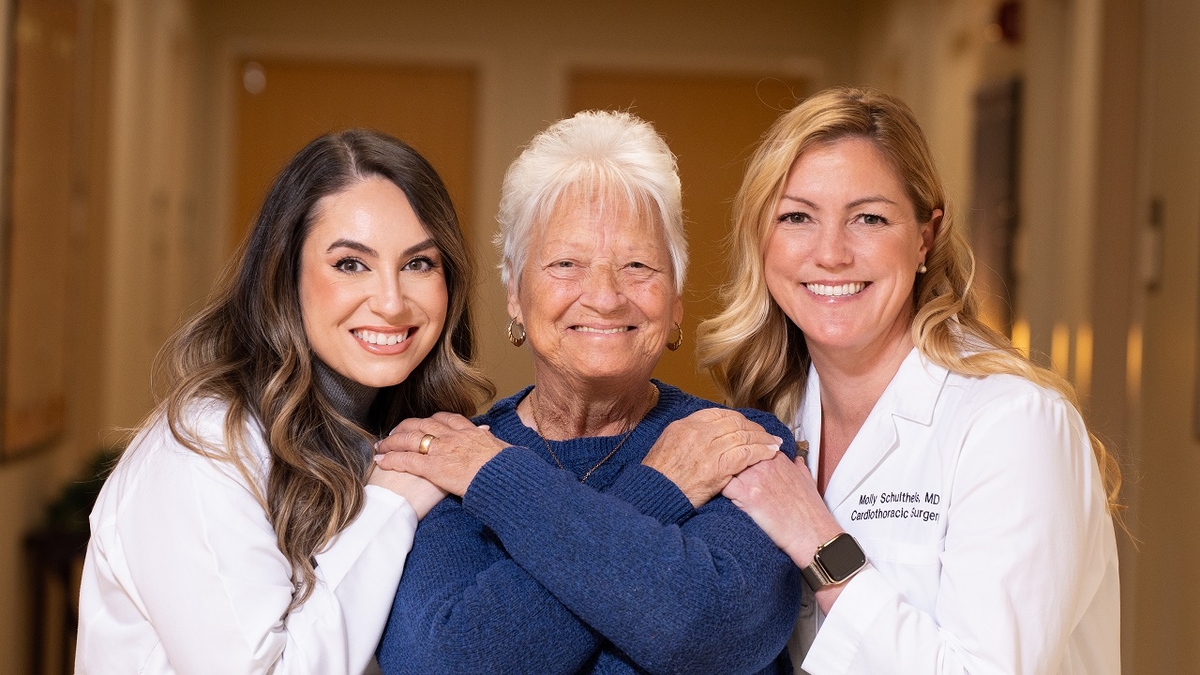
[800,532,867,591]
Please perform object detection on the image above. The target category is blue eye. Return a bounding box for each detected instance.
[861,213,888,225]
[334,258,367,273]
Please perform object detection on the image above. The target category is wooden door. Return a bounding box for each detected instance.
[231,58,477,247]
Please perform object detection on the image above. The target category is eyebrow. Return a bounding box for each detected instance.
[779,195,898,209]
[325,237,438,257]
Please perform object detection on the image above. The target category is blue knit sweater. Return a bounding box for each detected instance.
[376,382,800,675]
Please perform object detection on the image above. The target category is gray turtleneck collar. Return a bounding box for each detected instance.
[313,359,380,428]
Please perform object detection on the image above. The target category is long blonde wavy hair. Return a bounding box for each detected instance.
[155,129,493,610]
[697,87,1122,515]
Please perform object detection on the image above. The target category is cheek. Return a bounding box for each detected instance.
[419,275,450,325]
[763,245,794,291]
[297,269,329,327]
[432,282,450,325]
[301,274,355,326]
[632,284,676,321]
[880,234,924,275]
[520,277,577,323]
[763,230,799,273]
[296,276,341,365]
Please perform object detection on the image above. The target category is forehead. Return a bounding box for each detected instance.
[784,137,910,201]
[533,190,668,253]
[306,177,430,244]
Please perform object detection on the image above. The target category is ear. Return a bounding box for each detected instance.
[919,208,943,260]
[672,293,684,326]
[506,278,522,324]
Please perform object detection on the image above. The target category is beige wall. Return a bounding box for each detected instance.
[854,0,988,223]
[1130,0,1200,668]
[104,0,199,430]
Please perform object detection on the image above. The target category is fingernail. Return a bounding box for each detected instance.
[373,453,383,464]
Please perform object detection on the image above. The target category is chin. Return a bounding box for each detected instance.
[348,364,419,388]
[574,365,653,385]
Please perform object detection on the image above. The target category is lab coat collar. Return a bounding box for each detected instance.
[795,348,950,512]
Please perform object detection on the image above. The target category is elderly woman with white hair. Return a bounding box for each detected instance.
[372,110,802,674]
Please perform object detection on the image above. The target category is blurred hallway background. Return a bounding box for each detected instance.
[0,0,1194,672]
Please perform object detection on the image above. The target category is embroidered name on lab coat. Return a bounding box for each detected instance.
[851,490,942,523]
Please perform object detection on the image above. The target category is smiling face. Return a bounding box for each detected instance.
[298,176,448,388]
[509,192,683,390]
[764,136,939,366]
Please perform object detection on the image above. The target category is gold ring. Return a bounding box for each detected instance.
[418,434,436,455]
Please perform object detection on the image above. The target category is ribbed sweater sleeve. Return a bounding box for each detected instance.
[602,461,696,526]
[376,384,800,675]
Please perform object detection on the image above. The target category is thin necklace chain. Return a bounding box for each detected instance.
[531,384,658,484]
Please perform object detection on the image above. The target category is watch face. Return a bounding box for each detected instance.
[821,533,867,582]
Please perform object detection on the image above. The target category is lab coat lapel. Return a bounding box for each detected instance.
[794,361,823,477]
[812,349,948,513]
[820,396,900,513]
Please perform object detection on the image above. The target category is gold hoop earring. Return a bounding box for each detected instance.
[507,318,526,347]
[917,262,928,274]
[666,322,683,351]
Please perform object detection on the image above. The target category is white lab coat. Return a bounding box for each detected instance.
[791,349,1119,675]
[76,398,418,674]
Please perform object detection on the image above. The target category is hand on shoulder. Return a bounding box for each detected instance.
[642,407,784,508]
[375,412,510,497]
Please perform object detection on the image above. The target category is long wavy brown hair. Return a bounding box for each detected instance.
[155,129,493,609]
[697,87,1122,516]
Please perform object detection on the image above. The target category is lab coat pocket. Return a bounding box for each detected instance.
[857,535,944,613]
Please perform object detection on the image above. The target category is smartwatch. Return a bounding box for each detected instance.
[800,532,867,591]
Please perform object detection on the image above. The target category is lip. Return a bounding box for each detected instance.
[351,326,416,355]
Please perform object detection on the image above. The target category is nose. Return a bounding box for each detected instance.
[579,263,623,313]
[811,222,852,270]
[368,273,408,322]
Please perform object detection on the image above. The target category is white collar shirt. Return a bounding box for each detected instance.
[76,400,417,674]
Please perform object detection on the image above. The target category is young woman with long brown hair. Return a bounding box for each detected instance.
[76,129,492,673]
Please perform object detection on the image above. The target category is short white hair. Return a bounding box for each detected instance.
[495,110,687,293]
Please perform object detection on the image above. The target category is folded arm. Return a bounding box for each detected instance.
[469,447,800,674]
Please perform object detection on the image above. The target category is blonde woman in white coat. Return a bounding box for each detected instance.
[699,88,1122,675]
[76,129,492,674]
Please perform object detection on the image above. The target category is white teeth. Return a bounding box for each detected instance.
[353,328,411,345]
[805,282,866,297]
[575,326,629,334]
